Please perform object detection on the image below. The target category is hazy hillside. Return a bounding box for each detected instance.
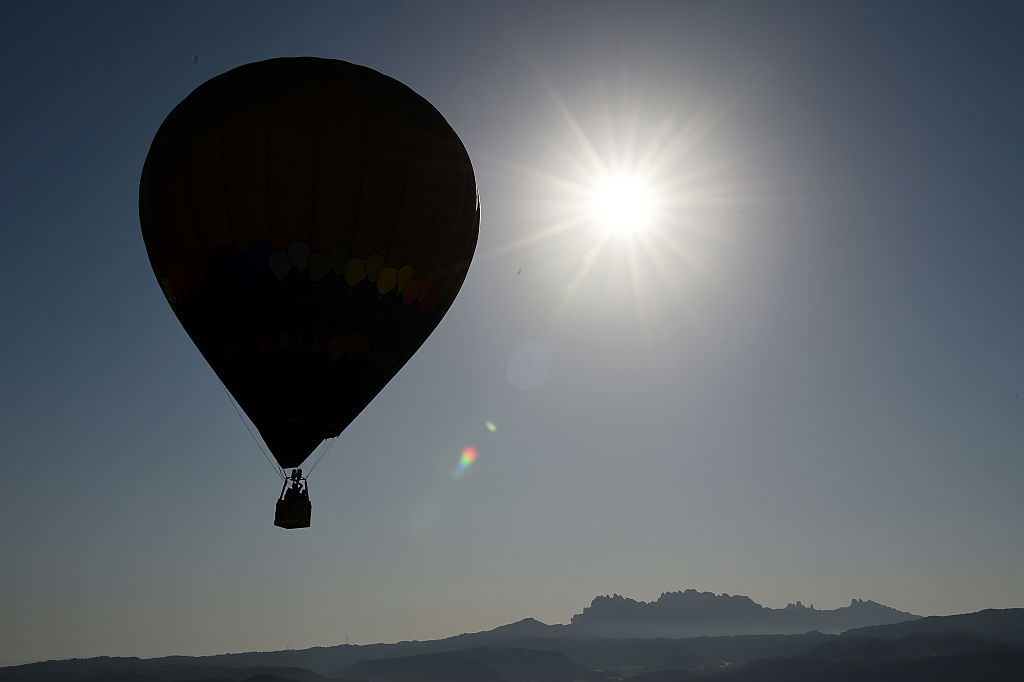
[341,651,508,682]
[0,659,346,682]
[339,648,589,682]
[844,608,1024,644]
[715,651,1024,682]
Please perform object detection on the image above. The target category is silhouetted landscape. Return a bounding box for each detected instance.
[5,591,1023,682]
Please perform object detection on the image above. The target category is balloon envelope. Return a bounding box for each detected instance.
[139,57,479,469]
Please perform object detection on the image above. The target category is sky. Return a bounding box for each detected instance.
[1,0,1023,666]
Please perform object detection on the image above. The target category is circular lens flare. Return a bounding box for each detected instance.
[589,174,655,234]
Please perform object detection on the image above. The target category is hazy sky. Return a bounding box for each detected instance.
[2,0,1022,665]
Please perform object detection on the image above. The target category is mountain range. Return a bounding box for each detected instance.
[4,592,1022,682]
[567,589,918,637]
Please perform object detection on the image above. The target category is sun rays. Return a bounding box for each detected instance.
[481,75,749,341]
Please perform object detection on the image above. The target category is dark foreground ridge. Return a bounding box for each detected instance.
[4,597,1023,682]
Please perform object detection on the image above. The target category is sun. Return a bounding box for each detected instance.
[588,172,656,236]
[480,75,748,335]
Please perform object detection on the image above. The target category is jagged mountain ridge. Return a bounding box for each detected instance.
[568,589,919,637]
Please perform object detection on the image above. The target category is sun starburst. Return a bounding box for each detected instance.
[483,74,753,344]
[588,172,656,236]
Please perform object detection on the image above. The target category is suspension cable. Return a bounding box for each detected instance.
[305,438,327,470]
[306,436,338,476]
[219,383,285,480]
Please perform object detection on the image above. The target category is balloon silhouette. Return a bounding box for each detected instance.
[140,57,479,471]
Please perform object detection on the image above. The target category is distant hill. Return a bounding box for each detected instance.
[844,608,1024,644]
[568,590,919,637]
[478,617,564,639]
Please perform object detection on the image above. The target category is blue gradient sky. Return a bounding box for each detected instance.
[1,0,1022,664]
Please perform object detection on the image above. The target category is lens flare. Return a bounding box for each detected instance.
[485,420,498,433]
[507,340,552,390]
[455,446,478,477]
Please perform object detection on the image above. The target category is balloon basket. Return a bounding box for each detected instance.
[275,471,312,528]
[275,497,312,529]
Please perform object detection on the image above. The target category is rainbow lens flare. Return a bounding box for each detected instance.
[485,421,498,433]
[456,446,478,476]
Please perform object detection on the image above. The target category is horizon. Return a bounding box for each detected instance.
[2,585,934,665]
[10,608,1024,682]
[2,0,1022,665]
[0,586,983,666]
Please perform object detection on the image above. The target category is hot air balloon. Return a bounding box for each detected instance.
[139,57,479,528]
